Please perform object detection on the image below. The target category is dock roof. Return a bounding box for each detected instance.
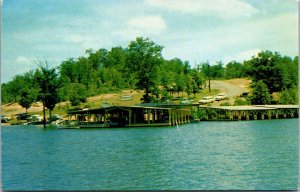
[67,105,177,115]
[209,105,299,111]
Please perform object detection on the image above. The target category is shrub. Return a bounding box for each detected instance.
[220,102,231,106]
[279,87,298,104]
[234,98,250,106]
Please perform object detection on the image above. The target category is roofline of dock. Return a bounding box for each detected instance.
[207,105,299,111]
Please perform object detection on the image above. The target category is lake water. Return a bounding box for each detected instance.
[2,119,298,190]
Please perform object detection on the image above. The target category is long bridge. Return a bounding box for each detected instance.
[66,104,298,128]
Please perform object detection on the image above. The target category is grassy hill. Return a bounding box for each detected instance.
[1,78,251,121]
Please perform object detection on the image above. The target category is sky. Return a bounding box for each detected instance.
[1,0,298,83]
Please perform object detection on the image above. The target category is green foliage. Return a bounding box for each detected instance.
[69,84,87,106]
[220,102,231,106]
[234,98,250,106]
[175,73,186,97]
[201,61,225,80]
[126,37,164,103]
[1,83,10,103]
[3,71,40,111]
[190,68,204,89]
[185,75,194,96]
[18,88,39,112]
[250,80,271,105]
[245,50,298,93]
[279,87,298,104]
[161,89,171,102]
[225,61,245,79]
[1,38,297,110]
[58,83,87,106]
[192,108,208,120]
[1,73,36,103]
[35,64,60,117]
[210,62,225,79]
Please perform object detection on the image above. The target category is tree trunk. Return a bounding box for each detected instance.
[49,110,52,120]
[43,102,46,129]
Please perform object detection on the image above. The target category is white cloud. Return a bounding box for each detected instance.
[16,56,31,64]
[223,49,261,64]
[2,0,296,83]
[64,34,85,43]
[145,0,259,19]
[114,15,167,40]
[145,0,200,14]
[162,11,297,63]
[127,15,167,33]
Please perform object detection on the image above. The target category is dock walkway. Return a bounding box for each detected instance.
[200,105,299,120]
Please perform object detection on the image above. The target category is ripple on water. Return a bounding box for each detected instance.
[2,119,298,190]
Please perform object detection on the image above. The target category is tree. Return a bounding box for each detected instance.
[190,68,204,89]
[4,75,26,102]
[107,47,127,69]
[185,75,195,96]
[225,61,245,79]
[58,58,77,83]
[35,63,60,127]
[250,80,271,105]
[244,50,297,93]
[18,88,38,113]
[68,83,88,106]
[1,83,11,103]
[126,37,163,103]
[210,61,225,79]
[160,67,173,97]
[1,70,39,104]
[201,62,209,78]
[201,61,224,80]
[279,87,298,105]
[175,73,186,97]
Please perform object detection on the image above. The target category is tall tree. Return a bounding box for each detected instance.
[126,37,163,103]
[35,63,60,127]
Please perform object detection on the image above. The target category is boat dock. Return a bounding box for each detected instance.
[67,105,191,128]
[66,104,298,128]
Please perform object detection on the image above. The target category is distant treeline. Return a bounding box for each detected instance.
[1,37,298,113]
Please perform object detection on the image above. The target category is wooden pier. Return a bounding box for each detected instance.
[66,104,298,128]
[198,105,299,121]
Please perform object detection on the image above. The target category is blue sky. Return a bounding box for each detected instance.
[1,0,298,83]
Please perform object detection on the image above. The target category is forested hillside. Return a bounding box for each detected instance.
[1,37,298,113]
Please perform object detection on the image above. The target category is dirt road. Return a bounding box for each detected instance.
[210,79,251,98]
